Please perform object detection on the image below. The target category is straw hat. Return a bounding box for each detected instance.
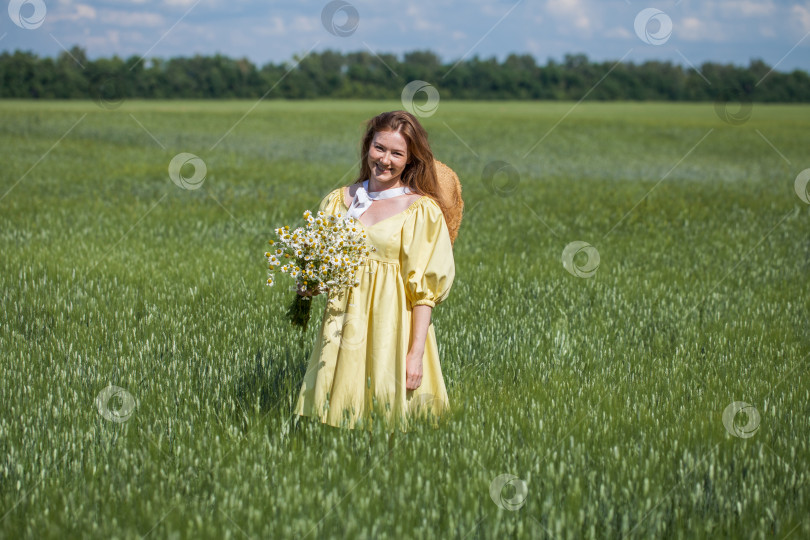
[434,159,464,246]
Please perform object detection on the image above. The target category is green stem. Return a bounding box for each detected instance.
[286,294,312,332]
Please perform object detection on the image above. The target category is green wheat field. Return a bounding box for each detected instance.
[1,100,808,539]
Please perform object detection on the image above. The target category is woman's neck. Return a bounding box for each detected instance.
[367,178,406,192]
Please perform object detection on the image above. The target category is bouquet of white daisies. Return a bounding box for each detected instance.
[266,209,374,331]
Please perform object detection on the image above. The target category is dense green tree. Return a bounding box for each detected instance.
[0,46,807,101]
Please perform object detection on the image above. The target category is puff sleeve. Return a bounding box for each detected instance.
[400,198,456,309]
[317,188,341,214]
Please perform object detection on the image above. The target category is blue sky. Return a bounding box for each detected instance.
[3,0,810,71]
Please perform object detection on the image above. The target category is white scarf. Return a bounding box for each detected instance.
[346,180,413,220]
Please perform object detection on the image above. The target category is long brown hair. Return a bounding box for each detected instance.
[353,111,454,226]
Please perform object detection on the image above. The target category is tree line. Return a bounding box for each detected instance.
[1,46,808,102]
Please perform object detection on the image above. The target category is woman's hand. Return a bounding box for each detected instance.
[405,348,424,390]
[405,305,431,390]
[296,283,323,297]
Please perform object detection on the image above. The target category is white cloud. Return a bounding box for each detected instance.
[604,26,631,40]
[720,0,775,17]
[82,29,122,51]
[254,16,286,36]
[165,0,200,7]
[101,0,152,5]
[481,4,505,18]
[289,15,319,33]
[99,10,165,27]
[545,0,593,33]
[405,4,444,33]
[792,4,810,33]
[680,17,708,41]
[524,37,543,57]
[77,4,97,19]
[50,3,97,22]
[759,25,776,38]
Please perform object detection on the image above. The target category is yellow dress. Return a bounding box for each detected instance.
[293,187,455,432]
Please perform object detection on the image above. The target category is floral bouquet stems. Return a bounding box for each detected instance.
[266,209,375,332]
[285,287,314,332]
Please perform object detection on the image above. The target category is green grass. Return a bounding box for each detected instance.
[1,99,808,539]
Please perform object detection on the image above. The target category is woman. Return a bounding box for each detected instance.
[293,110,462,433]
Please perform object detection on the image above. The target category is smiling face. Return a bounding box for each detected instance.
[367,129,409,191]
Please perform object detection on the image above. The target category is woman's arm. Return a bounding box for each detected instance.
[405,304,432,390]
